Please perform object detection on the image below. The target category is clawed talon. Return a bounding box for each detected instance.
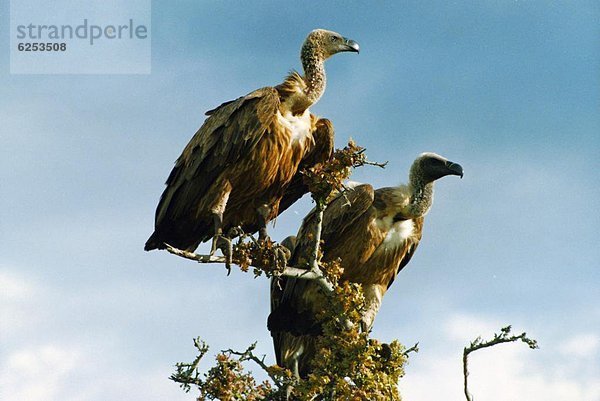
[227,226,244,238]
[258,225,270,243]
[274,244,290,268]
[216,235,234,275]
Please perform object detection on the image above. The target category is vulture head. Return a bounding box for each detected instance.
[302,29,360,60]
[411,152,464,183]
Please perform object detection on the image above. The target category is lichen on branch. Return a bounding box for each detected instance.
[302,140,387,205]
[292,281,407,400]
[170,339,291,400]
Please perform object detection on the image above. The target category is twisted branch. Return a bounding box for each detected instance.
[223,343,287,389]
[463,325,538,401]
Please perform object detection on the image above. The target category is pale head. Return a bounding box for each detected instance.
[302,29,360,60]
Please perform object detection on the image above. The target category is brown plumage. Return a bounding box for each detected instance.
[145,29,359,252]
[268,153,463,377]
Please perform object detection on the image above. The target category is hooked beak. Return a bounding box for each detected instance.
[446,161,464,178]
[342,37,360,53]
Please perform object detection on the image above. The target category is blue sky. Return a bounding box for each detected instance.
[1,1,599,400]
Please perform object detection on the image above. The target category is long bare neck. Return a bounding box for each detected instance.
[407,172,434,218]
[300,41,326,105]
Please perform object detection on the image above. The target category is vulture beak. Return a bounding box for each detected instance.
[343,37,360,53]
[445,161,464,179]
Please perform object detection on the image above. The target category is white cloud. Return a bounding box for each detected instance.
[0,269,41,338]
[0,343,188,401]
[0,269,35,300]
[0,345,80,401]
[560,333,600,359]
[444,312,505,343]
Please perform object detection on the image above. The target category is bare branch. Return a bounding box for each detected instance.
[169,337,209,392]
[165,244,227,263]
[362,160,388,168]
[222,343,289,389]
[353,148,388,169]
[308,204,325,273]
[165,242,334,294]
[463,325,538,401]
[301,202,335,294]
[403,342,420,357]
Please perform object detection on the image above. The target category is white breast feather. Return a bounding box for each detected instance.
[276,109,312,143]
[378,219,414,252]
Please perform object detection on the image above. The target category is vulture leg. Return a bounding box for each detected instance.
[216,236,233,275]
[209,212,224,255]
[282,357,300,399]
[292,357,300,379]
[205,183,234,272]
[279,235,297,265]
[361,284,384,333]
[257,204,271,241]
[209,212,232,274]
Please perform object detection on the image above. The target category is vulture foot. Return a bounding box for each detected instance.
[227,226,244,238]
[215,235,234,275]
[258,226,270,243]
[274,243,290,268]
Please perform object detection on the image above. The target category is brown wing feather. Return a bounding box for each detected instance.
[145,88,280,251]
[289,184,375,267]
[276,183,375,323]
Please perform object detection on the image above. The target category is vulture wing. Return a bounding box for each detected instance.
[289,183,375,267]
[145,87,280,251]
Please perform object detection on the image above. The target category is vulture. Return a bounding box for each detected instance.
[268,153,463,378]
[145,29,360,253]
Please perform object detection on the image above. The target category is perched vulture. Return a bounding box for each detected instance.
[145,29,359,253]
[268,153,463,377]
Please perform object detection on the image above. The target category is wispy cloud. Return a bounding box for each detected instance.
[0,342,187,401]
[560,333,600,359]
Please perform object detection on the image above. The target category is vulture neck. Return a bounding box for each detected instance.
[406,173,434,218]
[301,42,326,105]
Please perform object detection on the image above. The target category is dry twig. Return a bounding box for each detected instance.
[463,325,538,401]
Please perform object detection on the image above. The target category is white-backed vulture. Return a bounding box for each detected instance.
[145,29,359,252]
[268,153,463,377]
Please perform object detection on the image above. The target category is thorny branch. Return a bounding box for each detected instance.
[403,342,420,357]
[223,344,283,388]
[462,325,538,401]
[170,337,210,392]
[170,338,291,400]
[222,343,289,389]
